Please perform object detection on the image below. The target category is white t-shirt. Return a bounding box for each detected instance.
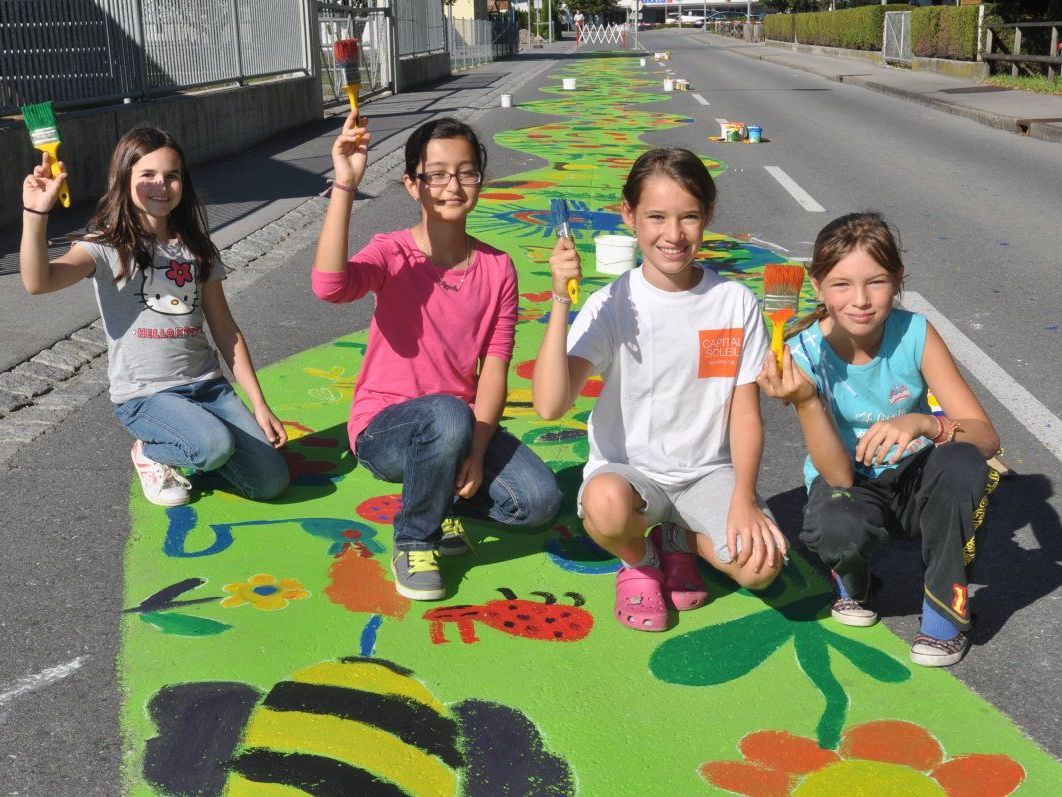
[568,267,769,486]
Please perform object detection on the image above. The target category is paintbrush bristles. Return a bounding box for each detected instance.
[334,38,359,88]
[762,263,805,313]
[22,101,61,144]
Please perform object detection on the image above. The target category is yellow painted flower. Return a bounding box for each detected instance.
[701,720,1025,796]
[221,574,310,611]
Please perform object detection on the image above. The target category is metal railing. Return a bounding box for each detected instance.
[395,0,445,58]
[447,15,517,72]
[0,0,311,115]
[318,3,393,101]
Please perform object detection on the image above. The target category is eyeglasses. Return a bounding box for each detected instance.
[416,170,483,187]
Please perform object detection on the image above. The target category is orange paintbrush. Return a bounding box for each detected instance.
[334,38,361,119]
[762,263,805,369]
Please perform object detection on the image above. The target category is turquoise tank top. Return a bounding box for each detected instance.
[789,309,933,491]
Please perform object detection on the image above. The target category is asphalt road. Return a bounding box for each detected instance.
[2,33,1060,794]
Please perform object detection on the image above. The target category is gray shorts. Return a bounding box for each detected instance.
[577,464,775,565]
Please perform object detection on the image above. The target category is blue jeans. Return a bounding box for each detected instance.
[355,394,562,551]
[114,377,289,500]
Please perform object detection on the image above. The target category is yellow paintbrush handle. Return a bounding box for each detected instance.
[42,142,71,208]
[566,277,579,305]
[343,85,360,116]
[772,317,785,370]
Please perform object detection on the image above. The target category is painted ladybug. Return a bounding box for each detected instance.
[424,588,593,645]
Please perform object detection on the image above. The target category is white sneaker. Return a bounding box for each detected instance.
[131,440,192,506]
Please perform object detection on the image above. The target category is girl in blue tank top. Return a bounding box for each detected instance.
[757,212,1001,668]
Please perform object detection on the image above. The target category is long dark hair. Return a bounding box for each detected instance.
[622,148,716,215]
[87,126,219,283]
[786,211,905,339]
[403,117,488,179]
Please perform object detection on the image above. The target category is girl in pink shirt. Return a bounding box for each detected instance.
[312,115,560,601]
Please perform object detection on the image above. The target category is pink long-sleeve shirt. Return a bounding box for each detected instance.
[312,229,518,450]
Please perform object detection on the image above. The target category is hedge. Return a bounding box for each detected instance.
[911,5,986,60]
[793,5,912,51]
[764,13,794,43]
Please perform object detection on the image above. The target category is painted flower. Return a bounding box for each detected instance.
[165,260,194,287]
[220,574,310,611]
[701,720,1025,797]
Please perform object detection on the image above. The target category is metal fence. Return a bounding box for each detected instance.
[319,3,393,101]
[0,0,311,115]
[447,15,517,72]
[396,0,445,58]
[883,10,912,65]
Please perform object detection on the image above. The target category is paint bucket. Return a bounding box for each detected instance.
[562,78,577,91]
[674,78,690,91]
[595,234,638,275]
[500,93,513,108]
[724,122,746,142]
[663,79,674,92]
[747,124,762,143]
[719,120,729,138]
[639,57,646,66]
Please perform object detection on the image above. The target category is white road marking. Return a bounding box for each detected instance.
[691,93,710,105]
[764,166,826,213]
[0,657,86,716]
[903,291,1062,465]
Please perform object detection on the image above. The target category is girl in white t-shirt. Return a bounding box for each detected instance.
[19,126,288,507]
[533,148,786,632]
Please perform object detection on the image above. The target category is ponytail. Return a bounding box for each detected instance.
[784,303,828,341]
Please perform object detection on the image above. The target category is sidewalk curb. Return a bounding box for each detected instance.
[732,47,1062,144]
[0,53,568,465]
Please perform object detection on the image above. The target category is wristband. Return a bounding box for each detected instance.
[23,206,49,215]
[331,181,355,193]
[550,291,573,305]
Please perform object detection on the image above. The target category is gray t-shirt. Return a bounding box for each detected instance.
[80,239,225,403]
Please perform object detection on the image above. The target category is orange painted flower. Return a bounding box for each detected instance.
[220,574,310,611]
[701,720,1025,797]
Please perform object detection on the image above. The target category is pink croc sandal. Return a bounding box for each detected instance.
[651,526,710,611]
[615,565,669,632]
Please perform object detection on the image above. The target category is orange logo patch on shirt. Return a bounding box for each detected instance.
[698,327,744,378]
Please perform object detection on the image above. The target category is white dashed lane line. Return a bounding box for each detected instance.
[764,165,826,213]
[903,291,1062,466]
[691,93,710,105]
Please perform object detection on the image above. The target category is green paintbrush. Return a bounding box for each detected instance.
[21,101,71,208]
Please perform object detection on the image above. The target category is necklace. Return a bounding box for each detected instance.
[417,231,473,293]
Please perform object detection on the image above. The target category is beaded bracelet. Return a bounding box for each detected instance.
[550,292,572,305]
[931,415,962,445]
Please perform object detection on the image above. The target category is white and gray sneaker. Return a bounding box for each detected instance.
[131,440,192,507]
[831,596,879,627]
[910,632,969,667]
[391,549,446,600]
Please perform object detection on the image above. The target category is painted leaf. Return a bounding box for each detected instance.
[140,611,232,637]
[649,609,793,686]
[823,629,911,684]
[793,626,848,750]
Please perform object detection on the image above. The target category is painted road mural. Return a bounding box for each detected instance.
[121,55,1062,795]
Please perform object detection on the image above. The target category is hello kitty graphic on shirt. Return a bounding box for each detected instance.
[136,259,199,315]
[134,259,204,339]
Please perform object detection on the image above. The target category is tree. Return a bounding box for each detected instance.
[573,0,619,18]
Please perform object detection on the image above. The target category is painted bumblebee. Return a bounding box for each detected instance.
[144,656,573,796]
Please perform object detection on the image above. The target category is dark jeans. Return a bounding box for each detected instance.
[355,394,562,551]
[801,443,998,632]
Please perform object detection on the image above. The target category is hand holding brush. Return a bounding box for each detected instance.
[550,198,579,304]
